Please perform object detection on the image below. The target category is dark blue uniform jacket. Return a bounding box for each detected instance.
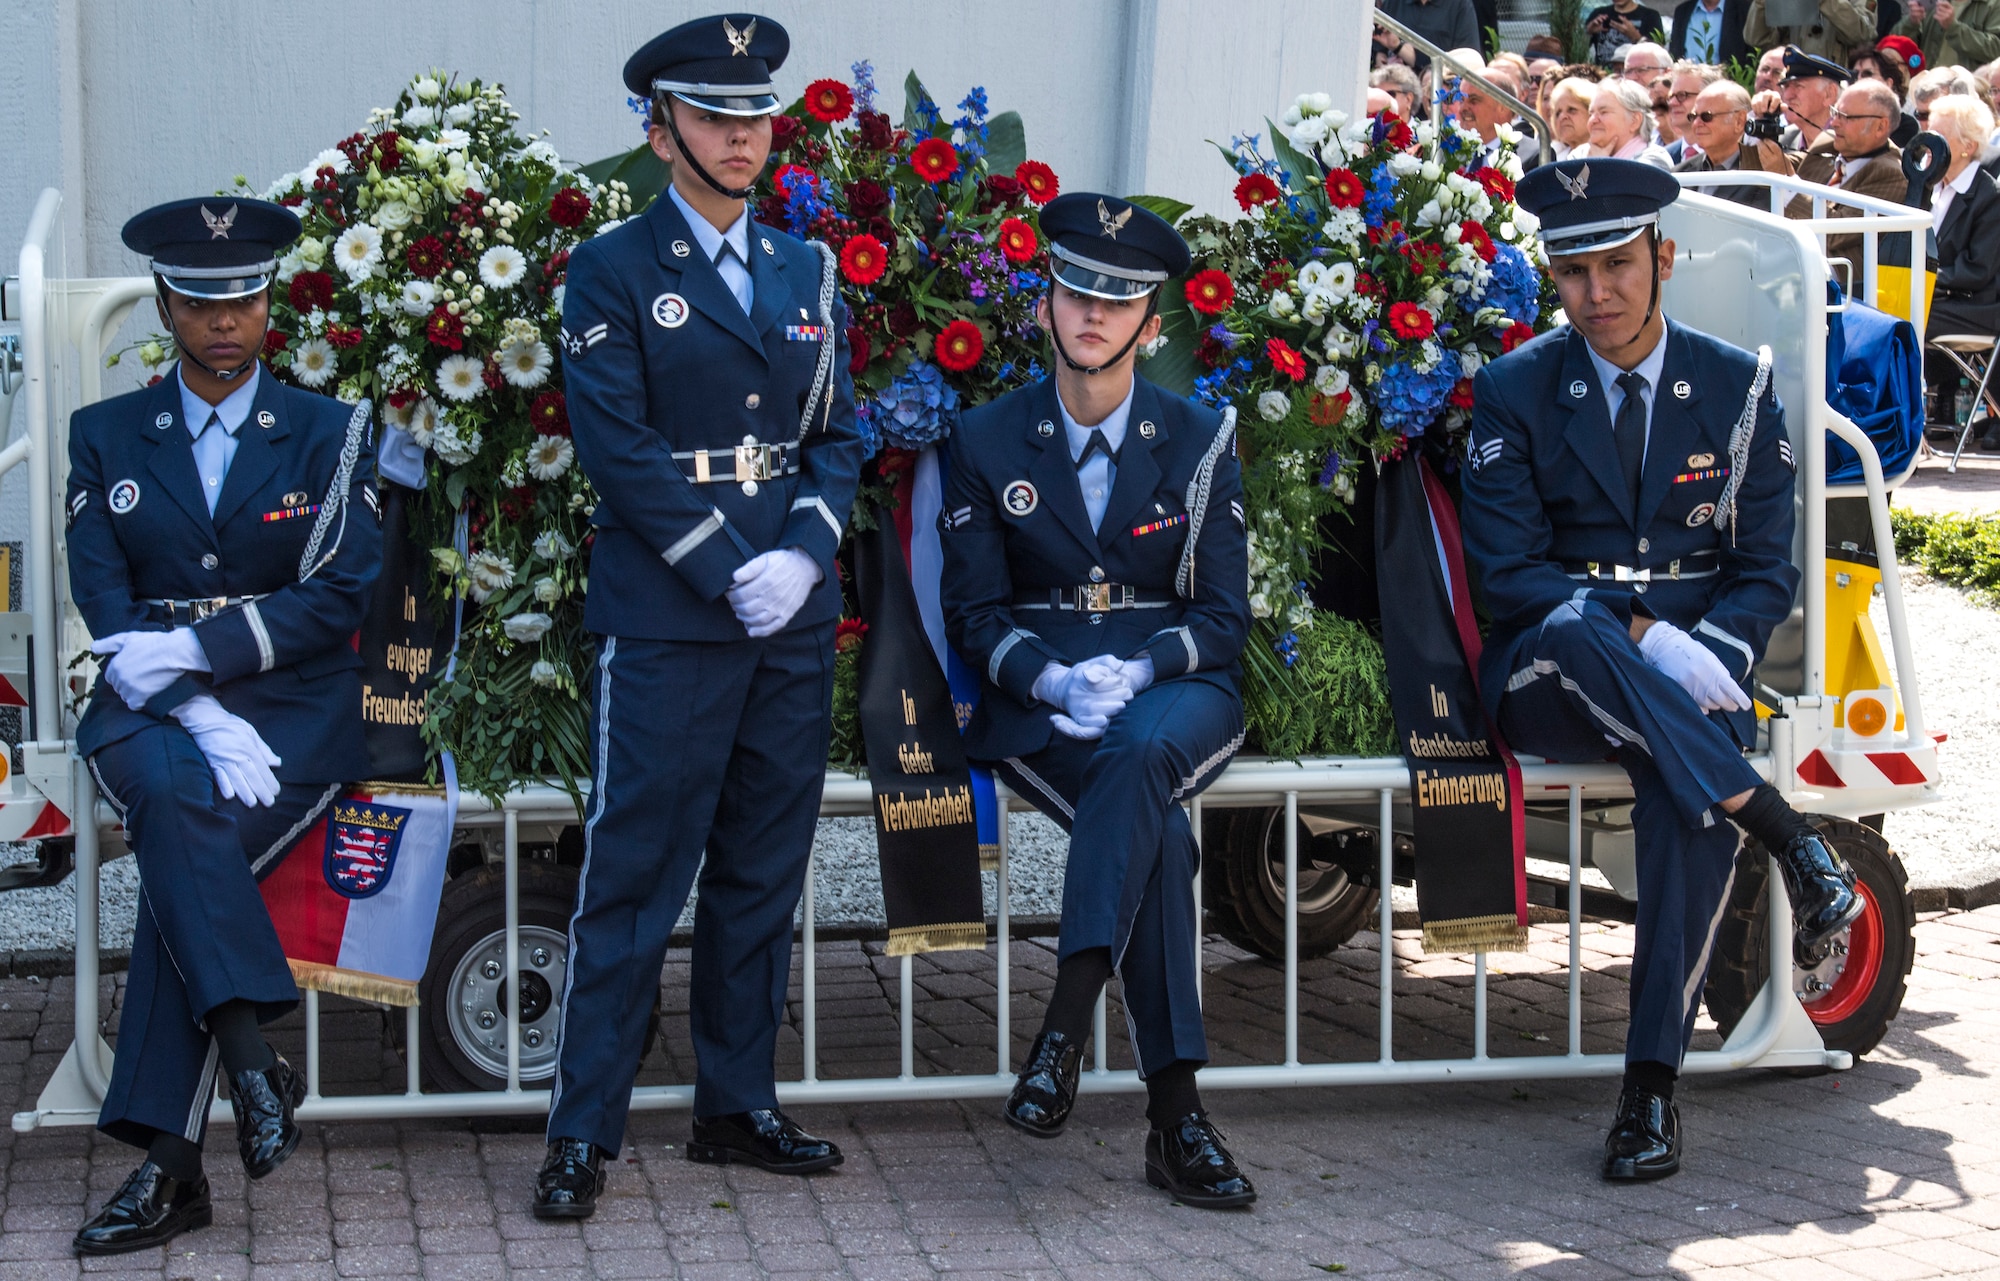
[561,192,865,640]
[940,377,1252,762]
[66,369,381,783]
[1461,322,1801,745]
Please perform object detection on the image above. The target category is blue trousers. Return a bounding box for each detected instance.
[992,679,1244,1078]
[1493,600,1763,1068]
[548,626,834,1153]
[89,723,336,1151]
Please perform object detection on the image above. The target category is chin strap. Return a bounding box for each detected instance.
[158,279,263,383]
[1630,227,1662,351]
[1050,290,1160,376]
[661,97,759,200]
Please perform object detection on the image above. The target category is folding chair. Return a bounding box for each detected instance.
[1927,332,2000,474]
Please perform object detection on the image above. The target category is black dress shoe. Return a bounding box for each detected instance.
[1004,1030,1082,1137]
[1603,1087,1681,1180]
[688,1109,843,1174]
[1145,1112,1257,1208]
[533,1137,606,1219]
[73,1161,212,1255]
[231,1055,305,1180]
[1774,831,1863,962]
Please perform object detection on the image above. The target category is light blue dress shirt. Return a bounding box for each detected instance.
[1683,0,1725,64]
[669,184,753,314]
[1585,325,1669,468]
[1058,381,1136,534]
[179,363,260,516]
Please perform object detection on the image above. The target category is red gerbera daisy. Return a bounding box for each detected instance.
[1310,390,1352,427]
[1380,118,1414,151]
[1234,173,1283,211]
[405,236,447,279]
[1266,338,1308,382]
[1457,220,1497,263]
[1477,168,1516,202]
[1014,159,1059,204]
[1449,379,1477,409]
[1386,302,1436,341]
[839,235,889,286]
[834,618,869,652]
[803,79,854,124]
[934,319,985,372]
[1184,268,1236,316]
[910,138,960,184]
[1325,167,1365,210]
[1499,320,1536,352]
[996,217,1037,264]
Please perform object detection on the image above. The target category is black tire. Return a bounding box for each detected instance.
[1703,817,1915,1063]
[405,861,661,1093]
[1201,807,1380,961]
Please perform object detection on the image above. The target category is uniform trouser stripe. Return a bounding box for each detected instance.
[549,636,615,1135]
[183,1041,220,1142]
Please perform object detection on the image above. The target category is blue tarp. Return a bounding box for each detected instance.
[1824,283,1925,485]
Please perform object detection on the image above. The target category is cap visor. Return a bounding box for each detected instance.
[1053,261,1159,301]
[159,273,273,300]
[1543,224,1651,256]
[670,90,780,117]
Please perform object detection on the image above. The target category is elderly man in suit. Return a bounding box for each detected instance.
[1677,80,1799,208]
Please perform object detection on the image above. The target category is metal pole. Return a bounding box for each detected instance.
[802,849,817,1085]
[71,759,108,1097]
[405,1005,421,1097]
[995,807,1011,1076]
[1473,952,1488,1061]
[1378,787,1394,1064]
[1093,990,1108,1075]
[1567,786,1583,1058]
[504,809,520,1094]
[1284,789,1299,1068]
[899,955,914,1081]
[305,991,322,1101]
[19,190,61,734]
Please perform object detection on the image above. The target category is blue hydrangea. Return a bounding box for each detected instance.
[851,61,878,114]
[875,361,961,448]
[1373,358,1461,435]
[1478,242,1541,324]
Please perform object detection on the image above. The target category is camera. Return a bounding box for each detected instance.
[1745,111,1785,142]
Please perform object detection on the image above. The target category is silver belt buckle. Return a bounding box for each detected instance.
[1610,565,1650,583]
[734,445,773,482]
[193,596,229,621]
[1077,583,1112,612]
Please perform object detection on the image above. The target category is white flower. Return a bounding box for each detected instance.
[412,76,442,102]
[530,659,562,687]
[533,576,562,604]
[1303,93,1336,115]
[1249,591,1273,619]
[1387,152,1421,179]
[445,102,476,126]
[405,397,440,447]
[1257,390,1291,422]
[1420,160,1443,182]
[1459,348,1485,379]
[277,249,307,283]
[433,419,483,466]
[401,104,438,131]
[503,612,554,643]
[1267,291,1297,320]
[522,139,562,168]
[438,128,472,151]
[1297,262,1329,292]
[478,245,528,290]
[1300,292,1332,324]
[1313,364,1351,397]
[466,550,514,603]
[526,434,574,481]
[310,148,351,176]
[298,237,328,267]
[333,225,384,281]
[533,530,575,560]
[435,354,485,402]
[594,219,625,237]
[551,283,567,312]
[372,199,417,233]
[1323,262,1357,298]
[292,338,337,388]
[398,279,437,316]
[498,339,552,388]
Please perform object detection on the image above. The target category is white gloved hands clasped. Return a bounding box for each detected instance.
[171,694,282,808]
[91,628,210,711]
[1035,655,1152,740]
[1637,619,1751,713]
[726,548,823,638]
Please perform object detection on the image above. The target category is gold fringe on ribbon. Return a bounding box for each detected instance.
[977,842,1000,872]
[1420,913,1530,955]
[353,779,450,797]
[884,921,989,956]
[287,959,420,1007]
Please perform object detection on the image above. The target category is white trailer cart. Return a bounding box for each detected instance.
[0,177,1944,1133]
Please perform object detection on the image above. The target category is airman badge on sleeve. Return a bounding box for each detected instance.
[1002,480,1039,517]
[108,479,141,514]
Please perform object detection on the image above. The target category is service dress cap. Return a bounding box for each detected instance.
[624,12,789,116]
[1514,158,1680,257]
[1039,193,1192,301]
[121,197,301,299]
[1781,45,1853,85]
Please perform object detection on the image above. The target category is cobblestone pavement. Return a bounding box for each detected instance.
[2,905,1997,1280]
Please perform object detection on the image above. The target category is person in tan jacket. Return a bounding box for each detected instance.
[1786,79,1910,275]
[1744,0,1875,65]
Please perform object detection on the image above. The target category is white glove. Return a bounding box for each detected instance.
[171,694,282,808]
[726,548,823,638]
[1034,656,1135,739]
[1638,619,1751,713]
[1118,653,1156,696]
[92,628,210,711]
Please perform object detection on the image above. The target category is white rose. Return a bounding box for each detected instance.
[402,104,438,131]
[372,199,416,232]
[1300,292,1332,324]
[503,612,554,643]
[398,280,437,316]
[1257,390,1292,422]
[1323,262,1357,297]
[530,660,562,688]
[1297,262,1329,292]
[533,576,562,604]
[1313,365,1351,397]
[1420,160,1443,182]
[1268,291,1297,320]
[1459,348,1485,379]
[1388,153,1421,178]
[1305,93,1336,115]
[533,530,575,560]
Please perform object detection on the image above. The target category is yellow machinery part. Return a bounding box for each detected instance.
[1825,554,1903,731]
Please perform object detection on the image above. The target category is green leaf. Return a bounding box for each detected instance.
[1265,118,1328,215]
[1140,281,1201,399]
[579,141,672,214]
[444,469,468,509]
[984,110,1027,175]
[901,71,936,135]
[1124,194,1194,227]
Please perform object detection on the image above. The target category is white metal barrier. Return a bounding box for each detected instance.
[4,183,1941,1133]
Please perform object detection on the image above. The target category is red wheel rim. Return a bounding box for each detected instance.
[1806,880,1883,1026]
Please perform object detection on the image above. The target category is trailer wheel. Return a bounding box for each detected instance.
[1201,807,1379,961]
[1703,817,1914,1063]
[401,861,661,1093]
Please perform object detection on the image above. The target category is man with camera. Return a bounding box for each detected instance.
[1787,75,1908,270]
[1677,79,1799,207]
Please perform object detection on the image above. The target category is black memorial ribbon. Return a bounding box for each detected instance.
[357,481,448,782]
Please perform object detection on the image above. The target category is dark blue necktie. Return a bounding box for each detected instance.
[1075,429,1119,470]
[1615,371,1649,507]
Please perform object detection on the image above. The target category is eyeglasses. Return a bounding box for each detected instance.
[1668,90,1701,103]
[1915,109,1932,122]
[1828,109,1889,122]
[1684,109,1745,122]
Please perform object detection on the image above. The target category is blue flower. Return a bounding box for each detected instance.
[1317,449,1344,488]
[851,61,878,114]
[915,89,943,129]
[1274,631,1300,668]
[875,361,961,449]
[854,399,882,456]
[1477,242,1542,325]
[626,95,651,135]
[779,170,826,239]
[1363,163,1398,227]
[1373,359,1461,435]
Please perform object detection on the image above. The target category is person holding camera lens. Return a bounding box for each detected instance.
[1676,79,1800,207]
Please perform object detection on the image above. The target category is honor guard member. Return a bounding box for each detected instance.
[939,194,1256,1208]
[65,199,381,1254]
[533,12,866,1219]
[1461,159,1861,1182]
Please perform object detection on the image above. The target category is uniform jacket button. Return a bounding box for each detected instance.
[742,480,760,497]
[1633,581,1648,594]
[1089,613,1104,624]
[1637,538,1650,554]
[200,553,219,570]
[742,433,758,446]
[745,393,761,409]
[1088,566,1105,583]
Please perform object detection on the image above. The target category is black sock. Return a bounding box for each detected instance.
[1623,1059,1677,1101]
[1728,783,1816,852]
[206,999,275,1078]
[1144,1060,1203,1128]
[146,1131,203,1182]
[1040,947,1113,1045]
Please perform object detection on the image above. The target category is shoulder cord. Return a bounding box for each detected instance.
[1711,345,1772,547]
[299,396,369,581]
[792,240,840,446]
[1176,406,1238,599]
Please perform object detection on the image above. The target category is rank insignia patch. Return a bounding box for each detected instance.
[1778,438,1795,472]
[939,505,973,532]
[324,802,410,900]
[561,323,608,357]
[65,491,86,529]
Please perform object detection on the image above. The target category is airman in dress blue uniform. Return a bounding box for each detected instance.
[940,194,1257,1209]
[67,199,381,1255]
[1462,159,1860,1182]
[532,13,867,1218]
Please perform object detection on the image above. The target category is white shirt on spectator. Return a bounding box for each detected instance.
[1932,162,1979,235]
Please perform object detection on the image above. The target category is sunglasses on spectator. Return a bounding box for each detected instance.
[1914,109,1931,122]
[1684,109,1745,122]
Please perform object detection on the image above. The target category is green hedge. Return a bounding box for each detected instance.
[1891,508,2000,600]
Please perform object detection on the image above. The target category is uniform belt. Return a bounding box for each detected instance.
[673,442,800,484]
[144,594,267,624]
[1013,584,1176,612]
[1563,552,1720,583]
